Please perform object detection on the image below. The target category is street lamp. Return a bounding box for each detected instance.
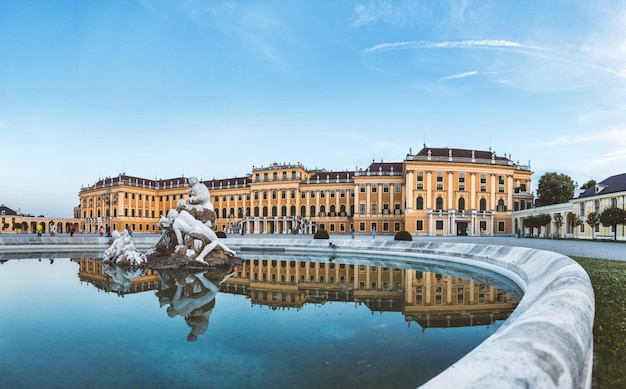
[102,189,119,237]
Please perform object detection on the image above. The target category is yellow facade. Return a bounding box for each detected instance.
[71,147,533,236]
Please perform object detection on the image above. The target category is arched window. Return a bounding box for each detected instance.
[330,205,336,214]
[290,205,296,216]
[281,206,287,216]
[310,205,316,217]
[435,197,443,210]
[497,199,506,212]
[222,208,227,218]
[271,206,277,217]
[480,198,487,211]
[300,205,306,217]
[254,207,260,217]
[320,205,326,215]
[458,197,465,211]
[340,204,346,214]
[263,207,268,217]
[416,196,424,210]
[229,208,235,217]
[246,207,250,217]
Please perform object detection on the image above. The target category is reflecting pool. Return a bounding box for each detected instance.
[0,253,520,389]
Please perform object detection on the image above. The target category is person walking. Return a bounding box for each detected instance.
[36,224,43,237]
[350,225,355,239]
[70,224,75,237]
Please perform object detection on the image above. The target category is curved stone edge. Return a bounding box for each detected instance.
[223,238,594,389]
[0,237,594,388]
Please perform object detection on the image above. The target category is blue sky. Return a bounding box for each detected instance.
[1,0,625,217]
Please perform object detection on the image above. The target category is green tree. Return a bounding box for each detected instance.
[553,213,564,237]
[599,207,626,240]
[566,212,582,234]
[535,172,575,206]
[580,179,596,190]
[587,212,600,238]
[537,214,552,236]
[524,215,536,237]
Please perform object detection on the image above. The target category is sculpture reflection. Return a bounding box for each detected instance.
[156,271,219,341]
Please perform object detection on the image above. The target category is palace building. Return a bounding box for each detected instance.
[76,147,533,236]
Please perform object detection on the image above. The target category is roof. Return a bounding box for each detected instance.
[415,147,510,162]
[578,173,626,199]
[0,204,18,216]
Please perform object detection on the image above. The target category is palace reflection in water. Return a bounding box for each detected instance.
[76,255,519,338]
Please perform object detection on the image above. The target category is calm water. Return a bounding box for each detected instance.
[0,253,520,389]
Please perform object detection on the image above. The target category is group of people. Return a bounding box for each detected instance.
[35,222,76,237]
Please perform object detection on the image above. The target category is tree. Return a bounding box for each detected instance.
[537,214,552,236]
[587,212,600,239]
[535,172,575,206]
[599,207,626,240]
[566,212,582,234]
[524,215,537,237]
[553,213,564,237]
[580,179,596,190]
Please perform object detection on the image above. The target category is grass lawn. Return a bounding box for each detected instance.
[571,256,626,388]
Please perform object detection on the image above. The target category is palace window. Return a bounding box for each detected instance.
[480,174,486,184]
[436,220,444,230]
[435,197,444,210]
[436,183,443,190]
[480,185,487,192]
[499,222,505,231]
[459,184,465,191]
[383,184,389,193]
[436,172,443,182]
[480,198,487,211]
[459,173,465,183]
[371,203,377,214]
[360,184,366,193]
[458,198,465,211]
[395,184,401,193]
[417,172,424,182]
[497,199,506,212]
[371,185,377,193]
[417,183,424,190]
[416,196,424,210]
[499,175,505,185]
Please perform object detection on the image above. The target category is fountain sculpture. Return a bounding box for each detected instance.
[103,176,241,270]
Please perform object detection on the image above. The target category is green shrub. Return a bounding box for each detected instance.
[394,230,412,241]
[216,231,227,238]
[314,229,329,239]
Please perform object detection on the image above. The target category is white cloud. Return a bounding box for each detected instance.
[362,39,547,54]
[440,71,478,80]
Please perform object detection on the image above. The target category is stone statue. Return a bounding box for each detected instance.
[170,207,236,265]
[185,176,216,226]
[103,230,146,266]
[146,175,239,269]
